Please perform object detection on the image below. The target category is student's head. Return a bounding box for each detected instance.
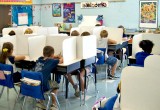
[71,30,80,36]
[8,30,16,36]
[0,42,14,64]
[100,30,108,38]
[139,40,154,54]
[81,31,90,36]
[43,46,54,57]
[24,28,33,34]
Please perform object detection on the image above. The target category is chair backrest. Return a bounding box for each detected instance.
[21,70,45,100]
[121,55,160,110]
[0,63,14,88]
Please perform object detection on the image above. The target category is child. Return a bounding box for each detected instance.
[97,30,118,79]
[0,42,25,83]
[81,31,90,36]
[135,40,154,66]
[34,46,63,109]
[71,30,80,36]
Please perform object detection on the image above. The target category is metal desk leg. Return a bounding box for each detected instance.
[83,69,87,105]
[78,70,82,106]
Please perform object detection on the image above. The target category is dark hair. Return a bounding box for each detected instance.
[8,30,16,36]
[118,25,124,29]
[43,46,54,57]
[71,30,80,36]
[139,40,154,54]
[0,42,13,64]
[100,30,108,38]
[81,31,90,36]
[95,24,101,26]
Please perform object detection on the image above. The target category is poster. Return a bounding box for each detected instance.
[52,3,61,17]
[18,13,28,25]
[139,0,158,28]
[63,3,75,23]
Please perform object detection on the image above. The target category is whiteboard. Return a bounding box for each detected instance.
[18,13,28,25]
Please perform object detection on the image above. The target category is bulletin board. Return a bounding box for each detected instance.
[0,0,32,5]
[12,5,33,26]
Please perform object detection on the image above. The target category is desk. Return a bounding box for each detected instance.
[56,59,81,100]
[108,41,129,67]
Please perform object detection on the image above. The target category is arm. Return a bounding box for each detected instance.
[14,55,26,61]
[58,57,63,64]
[108,38,117,44]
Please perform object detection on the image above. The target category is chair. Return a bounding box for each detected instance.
[96,48,111,78]
[16,70,60,110]
[0,63,18,100]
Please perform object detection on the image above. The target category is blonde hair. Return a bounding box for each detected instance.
[81,31,90,36]
[24,28,33,34]
[100,30,108,38]
[71,30,79,36]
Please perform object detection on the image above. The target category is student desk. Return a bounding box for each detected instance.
[56,59,81,100]
[108,41,129,66]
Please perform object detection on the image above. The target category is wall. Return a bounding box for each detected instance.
[39,0,160,29]
[32,0,41,25]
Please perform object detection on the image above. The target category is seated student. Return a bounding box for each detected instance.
[71,30,80,36]
[67,31,92,97]
[97,30,118,79]
[135,40,154,66]
[0,42,25,83]
[35,46,63,109]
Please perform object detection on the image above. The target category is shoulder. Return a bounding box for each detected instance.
[8,56,15,64]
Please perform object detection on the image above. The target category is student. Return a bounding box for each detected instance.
[34,46,63,109]
[97,30,118,79]
[135,40,154,66]
[0,42,25,83]
[67,31,91,97]
[71,30,80,36]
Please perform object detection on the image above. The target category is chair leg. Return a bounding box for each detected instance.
[21,96,27,110]
[7,88,9,101]
[13,91,20,110]
[0,86,5,98]
[86,76,89,91]
[51,92,60,110]
[62,76,65,92]
[46,94,51,110]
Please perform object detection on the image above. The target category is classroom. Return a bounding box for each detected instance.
[0,0,160,110]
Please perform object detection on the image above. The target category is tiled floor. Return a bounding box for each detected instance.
[0,63,123,110]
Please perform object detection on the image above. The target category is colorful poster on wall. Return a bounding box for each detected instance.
[0,0,32,5]
[63,3,75,23]
[52,3,61,17]
[139,0,158,28]
[18,13,28,25]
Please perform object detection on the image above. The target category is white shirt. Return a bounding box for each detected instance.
[97,37,108,60]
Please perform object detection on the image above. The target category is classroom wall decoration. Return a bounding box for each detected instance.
[63,3,75,23]
[52,3,61,17]
[81,1,108,8]
[0,0,32,5]
[139,0,158,28]
[12,6,33,26]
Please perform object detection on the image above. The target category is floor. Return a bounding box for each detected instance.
[0,62,125,110]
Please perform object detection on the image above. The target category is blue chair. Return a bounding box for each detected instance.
[96,48,111,78]
[17,70,60,110]
[0,63,18,100]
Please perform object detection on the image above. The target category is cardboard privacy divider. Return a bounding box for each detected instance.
[121,55,160,110]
